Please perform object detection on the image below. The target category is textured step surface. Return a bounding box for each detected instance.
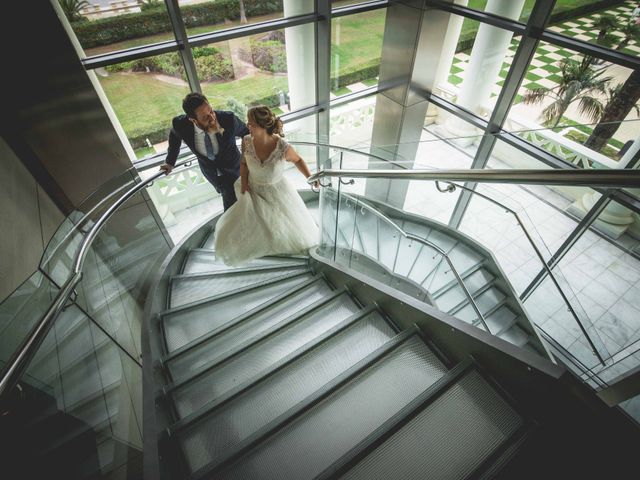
[166,280,335,380]
[170,293,362,418]
[339,369,523,480]
[183,249,306,274]
[163,273,315,352]
[169,267,309,308]
[179,311,397,474]
[213,336,447,480]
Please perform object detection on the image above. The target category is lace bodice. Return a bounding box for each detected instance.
[242,135,290,185]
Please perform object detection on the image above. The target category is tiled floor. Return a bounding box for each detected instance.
[404,126,640,383]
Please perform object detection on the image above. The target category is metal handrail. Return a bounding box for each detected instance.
[332,191,491,333]
[436,181,606,365]
[308,167,640,188]
[311,161,612,365]
[0,160,192,400]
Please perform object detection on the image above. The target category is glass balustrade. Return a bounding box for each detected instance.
[0,163,181,479]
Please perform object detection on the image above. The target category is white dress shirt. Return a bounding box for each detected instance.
[193,124,220,159]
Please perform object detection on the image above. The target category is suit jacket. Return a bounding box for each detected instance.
[165,110,249,192]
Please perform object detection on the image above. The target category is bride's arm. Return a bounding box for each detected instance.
[240,138,250,194]
[285,146,319,188]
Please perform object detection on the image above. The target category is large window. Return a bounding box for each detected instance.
[506,41,639,167]
[330,10,386,99]
[95,52,190,159]
[60,0,174,57]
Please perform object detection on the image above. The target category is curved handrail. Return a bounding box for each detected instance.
[308,167,640,188]
[333,191,490,333]
[436,180,605,365]
[0,160,193,400]
[309,157,611,366]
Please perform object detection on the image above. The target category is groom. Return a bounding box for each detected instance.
[160,92,249,211]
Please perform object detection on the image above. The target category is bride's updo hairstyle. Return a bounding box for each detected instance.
[248,105,284,137]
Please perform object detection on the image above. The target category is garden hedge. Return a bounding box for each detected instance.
[73,0,283,48]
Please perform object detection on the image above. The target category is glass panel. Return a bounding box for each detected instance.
[330,9,386,98]
[3,305,142,478]
[60,0,174,57]
[330,95,377,148]
[179,0,314,38]
[555,198,640,376]
[506,41,638,167]
[548,1,640,58]
[0,271,59,370]
[427,14,520,122]
[76,189,171,360]
[448,0,533,23]
[41,169,141,286]
[93,54,190,160]
[198,24,316,116]
[485,139,587,258]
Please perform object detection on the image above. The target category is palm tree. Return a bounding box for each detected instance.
[523,57,612,128]
[58,0,89,22]
[616,22,640,51]
[585,68,640,151]
[594,14,618,44]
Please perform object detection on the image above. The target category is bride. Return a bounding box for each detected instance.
[214,105,319,266]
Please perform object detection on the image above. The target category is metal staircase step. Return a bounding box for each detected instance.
[497,324,530,347]
[431,263,487,299]
[209,335,447,480]
[182,248,307,274]
[161,272,315,353]
[169,264,309,308]
[330,368,524,480]
[164,284,339,381]
[167,294,363,419]
[173,310,397,475]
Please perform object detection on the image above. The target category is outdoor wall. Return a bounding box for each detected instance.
[0,137,65,301]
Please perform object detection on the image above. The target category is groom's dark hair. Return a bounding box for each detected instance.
[182,92,209,119]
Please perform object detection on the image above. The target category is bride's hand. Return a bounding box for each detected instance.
[241,182,250,194]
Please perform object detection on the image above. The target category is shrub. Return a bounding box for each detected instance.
[106,47,234,82]
[330,60,380,88]
[195,54,235,81]
[240,35,287,73]
[74,0,283,48]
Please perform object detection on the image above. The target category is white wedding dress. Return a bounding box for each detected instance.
[213,134,319,266]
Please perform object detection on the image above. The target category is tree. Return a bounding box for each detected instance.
[583,17,640,152]
[239,0,247,24]
[584,68,640,151]
[616,22,640,51]
[523,57,612,128]
[58,0,89,22]
[594,13,618,44]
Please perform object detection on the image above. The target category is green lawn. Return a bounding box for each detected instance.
[100,70,288,136]
[90,0,628,153]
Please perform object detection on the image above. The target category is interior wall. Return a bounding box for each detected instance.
[0,136,65,300]
[1,0,133,208]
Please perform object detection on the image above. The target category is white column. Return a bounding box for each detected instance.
[426,0,469,125]
[444,0,525,138]
[283,0,316,141]
[434,0,469,91]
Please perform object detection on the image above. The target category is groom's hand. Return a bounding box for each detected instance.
[159,163,173,175]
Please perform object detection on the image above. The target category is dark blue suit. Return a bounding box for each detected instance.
[165,110,249,211]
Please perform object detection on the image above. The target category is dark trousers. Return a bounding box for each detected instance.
[218,174,238,211]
